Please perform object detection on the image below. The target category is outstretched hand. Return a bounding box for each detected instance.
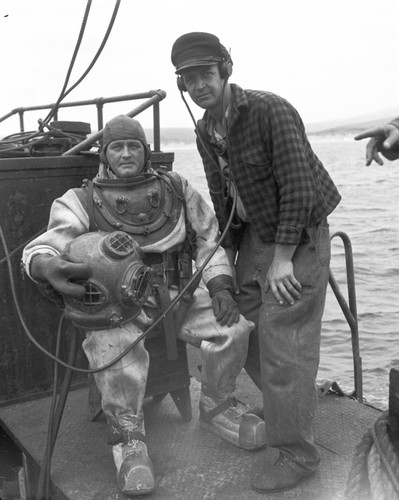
[354,124,399,166]
[31,253,91,299]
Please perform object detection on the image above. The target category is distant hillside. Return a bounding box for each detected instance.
[306,108,399,136]
[307,117,398,136]
[145,127,195,145]
[143,109,399,143]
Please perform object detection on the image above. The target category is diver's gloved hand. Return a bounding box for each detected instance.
[31,253,91,299]
[207,275,240,327]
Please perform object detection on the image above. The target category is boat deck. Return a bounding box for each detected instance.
[0,346,381,500]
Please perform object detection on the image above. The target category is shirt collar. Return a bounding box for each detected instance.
[205,104,231,138]
[204,83,248,137]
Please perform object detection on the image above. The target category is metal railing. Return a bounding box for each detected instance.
[328,231,363,401]
[0,90,166,152]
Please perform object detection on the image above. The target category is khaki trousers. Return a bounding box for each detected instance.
[236,222,331,472]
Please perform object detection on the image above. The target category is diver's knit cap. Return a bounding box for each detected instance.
[171,32,225,74]
[102,115,148,151]
[101,115,151,167]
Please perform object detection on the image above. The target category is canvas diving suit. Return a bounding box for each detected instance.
[22,164,255,446]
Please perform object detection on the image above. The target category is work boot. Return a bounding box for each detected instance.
[199,394,266,450]
[252,453,316,493]
[113,437,154,496]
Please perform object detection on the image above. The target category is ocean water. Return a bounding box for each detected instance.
[168,135,399,411]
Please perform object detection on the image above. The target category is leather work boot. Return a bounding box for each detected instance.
[199,394,266,450]
[113,438,155,496]
[252,453,316,493]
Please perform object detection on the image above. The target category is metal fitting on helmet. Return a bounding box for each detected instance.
[62,231,154,330]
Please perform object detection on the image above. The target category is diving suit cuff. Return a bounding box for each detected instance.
[206,275,234,298]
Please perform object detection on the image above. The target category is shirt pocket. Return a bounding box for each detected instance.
[240,146,273,182]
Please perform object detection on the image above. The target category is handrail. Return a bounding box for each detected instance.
[0,90,166,152]
[63,90,166,155]
[328,231,363,401]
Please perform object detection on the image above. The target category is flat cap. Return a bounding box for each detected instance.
[171,32,225,73]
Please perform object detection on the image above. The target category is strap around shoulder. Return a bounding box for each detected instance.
[154,168,184,201]
[72,179,98,232]
[86,180,97,232]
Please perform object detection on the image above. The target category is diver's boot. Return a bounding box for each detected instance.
[199,394,267,450]
[252,453,316,493]
[113,436,154,496]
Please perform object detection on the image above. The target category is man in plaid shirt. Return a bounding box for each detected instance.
[171,32,341,493]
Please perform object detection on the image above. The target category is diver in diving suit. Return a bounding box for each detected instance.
[22,115,266,497]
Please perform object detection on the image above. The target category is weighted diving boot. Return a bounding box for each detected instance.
[199,394,267,450]
[113,434,154,496]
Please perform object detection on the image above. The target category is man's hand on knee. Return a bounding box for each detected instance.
[207,275,240,327]
[211,289,240,327]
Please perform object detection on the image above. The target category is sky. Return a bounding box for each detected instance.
[1,0,399,137]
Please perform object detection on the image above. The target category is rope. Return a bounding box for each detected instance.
[57,0,121,103]
[41,0,93,126]
[344,411,399,499]
[0,0,122,157]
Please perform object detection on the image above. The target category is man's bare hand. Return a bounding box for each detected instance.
[31,254,91,298]
[265,244,301,305]
[355,124,399,166]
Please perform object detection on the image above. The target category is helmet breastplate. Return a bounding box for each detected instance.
[89,172,182,246]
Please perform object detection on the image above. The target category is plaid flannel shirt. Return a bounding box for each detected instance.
[196,84,341,248]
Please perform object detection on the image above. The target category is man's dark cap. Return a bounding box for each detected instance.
[171,32,225,74]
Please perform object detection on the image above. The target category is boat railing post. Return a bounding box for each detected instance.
[329,231,363,401]
[153,101,160,152]
[389,367,399,447]
[96,98,104,139]
[18,110,24,133]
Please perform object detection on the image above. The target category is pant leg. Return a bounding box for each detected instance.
[175,285,254,400]
[237,222,330,471]
[82,323,149,441]
[235,226,263,390]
